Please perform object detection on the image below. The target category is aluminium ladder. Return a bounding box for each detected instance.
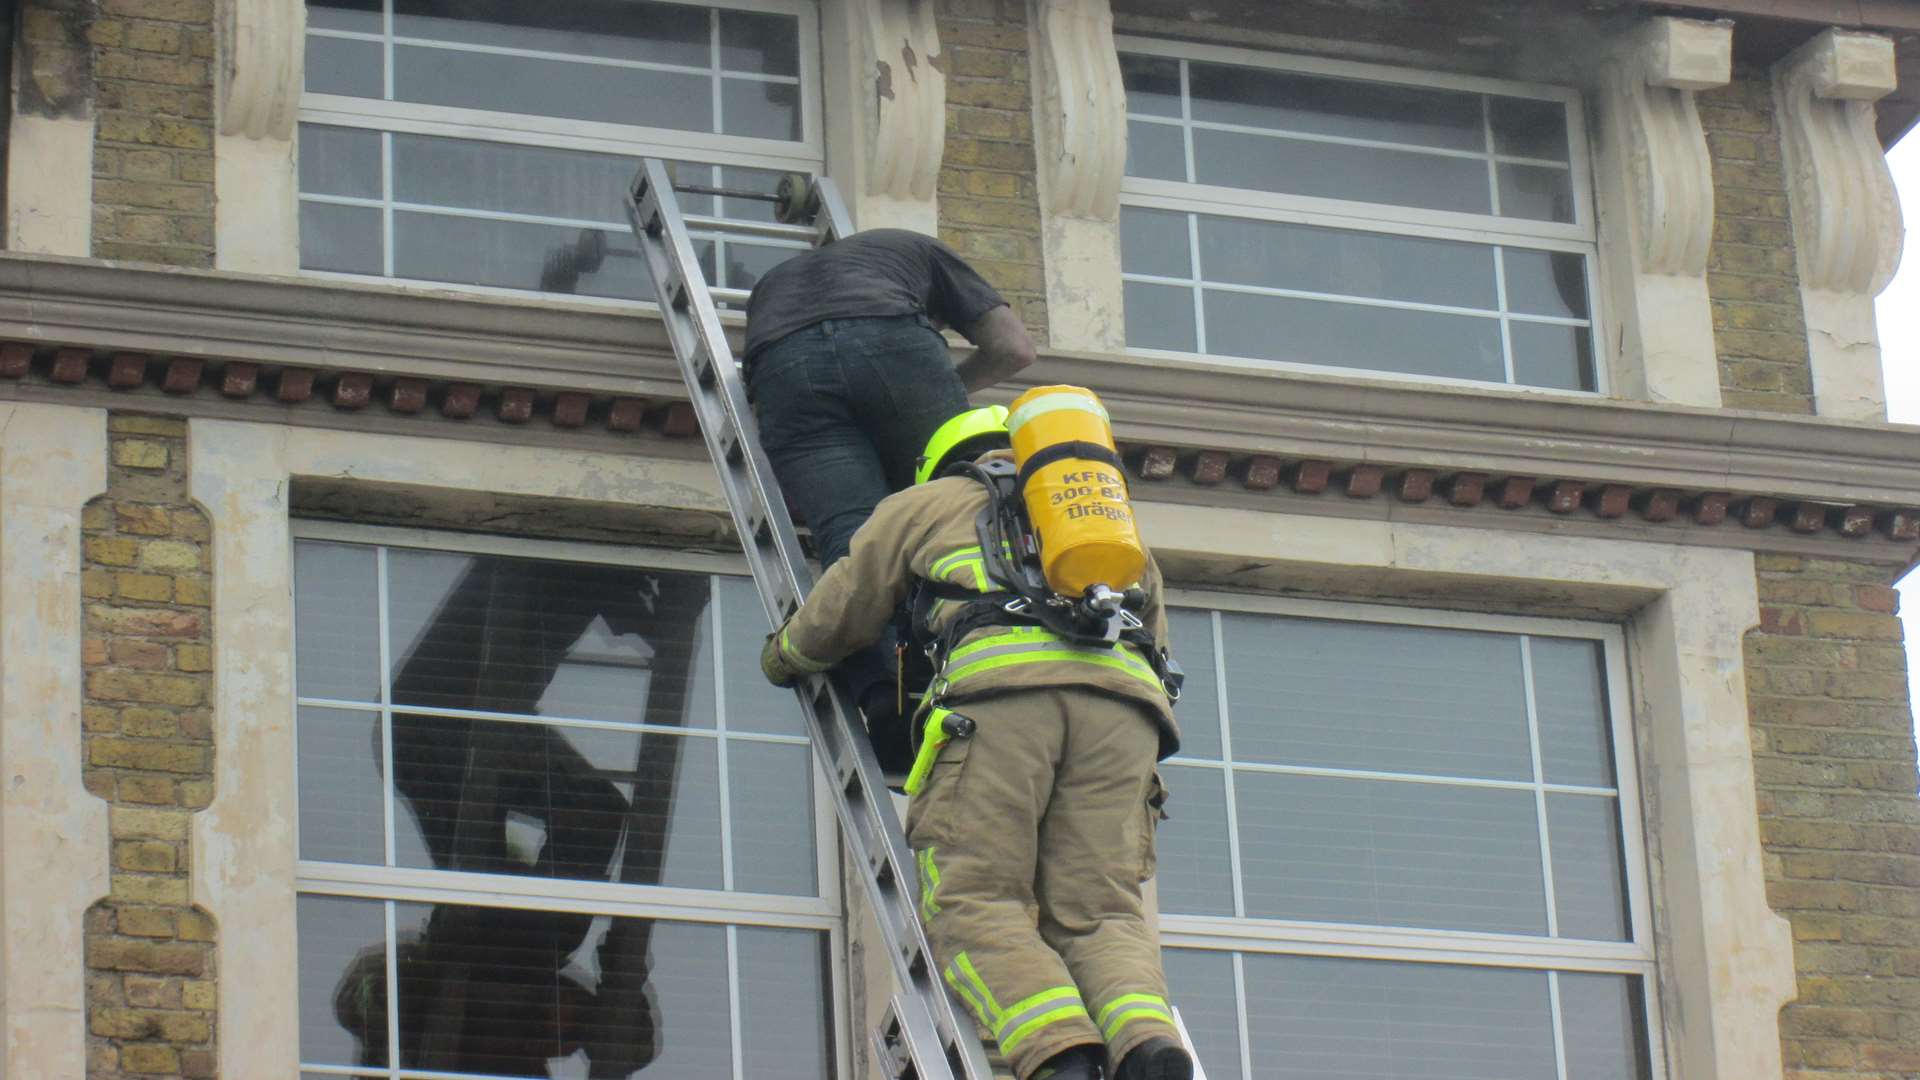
[624,158,997,1080]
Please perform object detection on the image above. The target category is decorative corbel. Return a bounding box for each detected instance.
[1599,17,1732,277]
[218,0,305,140]
[1774,30,1902,297]
[1033,0,1126,220]
[861,0,944,202]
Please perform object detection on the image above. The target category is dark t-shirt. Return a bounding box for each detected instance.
[743,229,1007,359]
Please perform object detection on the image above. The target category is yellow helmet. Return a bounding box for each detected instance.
[914,405,1010,485]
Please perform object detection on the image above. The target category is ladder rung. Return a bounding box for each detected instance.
[682,213,819,243]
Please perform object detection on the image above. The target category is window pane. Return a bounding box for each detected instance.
[297,894,387,1067]
[1166,608,1219,760]
[1188,63,1485,153]
[295,542,380,701]
[1155,764,1234,915]
[1502,248,1590,319]
[1490,95,1571,162]
[299,202,384,276]
[1160,949,1244,1080]
[1126,119,1188,181]
[298,706,385,865]
[1235,772,1547,934]
[717,576,802,736]
[1550,793,1630,941]
[309,0,380,34]
[1121,207,1191,280]
[1197,216,1497,311]
[1243,954,1555,1080]
[722,77,801,141]
[1121,53,1182,118]
[721,9,800,77]
[1192,128,1491,215]
[392,134,632,223]
[393,211,650,297]
[305,35,382,97]
[1498,162,1575,224]
[1529,637,1615,787]
[394,44,714,130]
[729,741,817,896]
[1203,289,1507,385]
[1221,616,1532,780]
[738,928,835,1080]
[393,0,710,67]
[299,125,381,199]
[1123,282,1197,352]
[1561,974,1653,1080]
[1510,320,1596,392]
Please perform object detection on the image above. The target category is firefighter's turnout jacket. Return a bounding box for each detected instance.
[769,469,1184,1079]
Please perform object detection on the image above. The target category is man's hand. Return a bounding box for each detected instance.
[761,632,807,688]
[955,304,1037,391]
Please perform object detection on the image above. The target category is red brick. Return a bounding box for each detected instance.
[218,362,257,398]
[1496,476,1535,510]
[497,387,535,424]
[1639,489,1680,522]
[552,391,591,428]
[52,348,92,384]
[0,343,32,378]
[1189,451,1228,486]
[161,357,202,394]
[1242,456,1282,491]
[275,367,314,403]
[1345,464,1383,498]
[1135,446,1176,481]
[109,353,150,388]
[1292,460,1331,495]
[1855,585,1899,614]
[661,401,701,437]
[1595,485,1632,518]
[1881,509,1920,540]
[389,377,428,414]
[331,371,372,410]
[1789,502,1828,534]
[1397,469,1434,502]
[1741,496,1780,529]
[1545,479,1583,513]
[608,397,647,432]
[442,383,481,419]
[1834,506,1874,537]
[1694,492,1730,525]
[1448,472,1486,507]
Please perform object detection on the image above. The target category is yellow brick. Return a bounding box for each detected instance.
[112,439,169,470]
[173,644,211,672]
[176,781,212,808]
[83,502,113,531]
[83,570,117,599]
[87,537,141,567]
[138,541,200,572]
[176,909,215,942]
[110,874,190,906]
[115,904,176,936]
[117,213,174,245]
[155,1011,211,1041]
[111,807,189,841]
[116,572,173,601]
[181,980,214,1010]
[120,708,179,737]
[171,510,210,541]
[116,504,172,535]
[124,22,184,52]
[89,735,206,773]
[123,974,180,1008]
[118,1044,179,1074]
[109,415,187,436]
[87,670,204,708]
[116,776,175,805]
[90,1005,157,1039]
[120,151,175,182]
[84,705,121,733]
[172,576,210,607]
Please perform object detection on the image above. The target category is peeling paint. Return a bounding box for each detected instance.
[876,58,895,101]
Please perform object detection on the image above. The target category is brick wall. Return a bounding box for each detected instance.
[935,0,1049,340]
[80,414,217,1079]
[1746,553,1920,1078]
[89,0,216,266]
[1699,73,1817,415]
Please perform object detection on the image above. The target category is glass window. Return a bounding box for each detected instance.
[298,0,819,299]
[1156,601,1660,1080]
[294,537,836,1079]
[1118,45,1598,392]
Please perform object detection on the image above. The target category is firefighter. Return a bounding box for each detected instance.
[759,407,1192,1080]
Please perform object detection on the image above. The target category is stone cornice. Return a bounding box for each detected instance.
[4,253,1920,554]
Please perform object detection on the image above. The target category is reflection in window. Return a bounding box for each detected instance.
[294,540,831,1079]
[1156,604,1658,1080]
[297,0,819,299]
[1117,47,1598,391]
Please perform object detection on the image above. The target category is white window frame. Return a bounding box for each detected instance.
[288,519,851,1080]
[1157,589,1665,1080]
[1116,36,1609,396]
[296,0,824,305]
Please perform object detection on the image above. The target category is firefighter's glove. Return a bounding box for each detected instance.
[760,631,805,689]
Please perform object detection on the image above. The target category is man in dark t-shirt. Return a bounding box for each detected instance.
[744,228,1035,764]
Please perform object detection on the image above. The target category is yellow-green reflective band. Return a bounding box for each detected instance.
[777,628,832,673]
[951,953,1004,1025]
[930,546,983,579]
[1007,391,1109,434]
[1000,1004,1093,1059]
[945,647,1160,691]
[1096,994,1174,1042]
[903,708,957,796]
[918,847,943,920]
[944,966,991,1027]
[993,986,1087,1054]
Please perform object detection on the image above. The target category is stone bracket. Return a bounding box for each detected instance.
[859,0,944,202]
[1603,17,1732,276]
[1774,29,1902,297]
[218,0,305,141]
[1034,0,1126,220]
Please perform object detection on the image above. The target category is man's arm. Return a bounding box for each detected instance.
[953,304,1037,392]
[764,492,931,680]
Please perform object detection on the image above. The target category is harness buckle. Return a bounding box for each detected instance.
[1002,597,1031,616]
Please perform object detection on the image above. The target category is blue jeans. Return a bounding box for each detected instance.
[747,314,971,727]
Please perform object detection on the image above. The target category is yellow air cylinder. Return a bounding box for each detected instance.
[1006,385,1146,598]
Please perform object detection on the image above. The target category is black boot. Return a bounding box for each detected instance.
[1031,1043,1103,1080]
[1113,1036,1192,1080]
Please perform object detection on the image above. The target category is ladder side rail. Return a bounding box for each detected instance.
[625,159,994,1080]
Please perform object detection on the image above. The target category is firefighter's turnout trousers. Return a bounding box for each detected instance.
[908,686,1175,1079]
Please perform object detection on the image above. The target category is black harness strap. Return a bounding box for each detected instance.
[1012,441,1126,491]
